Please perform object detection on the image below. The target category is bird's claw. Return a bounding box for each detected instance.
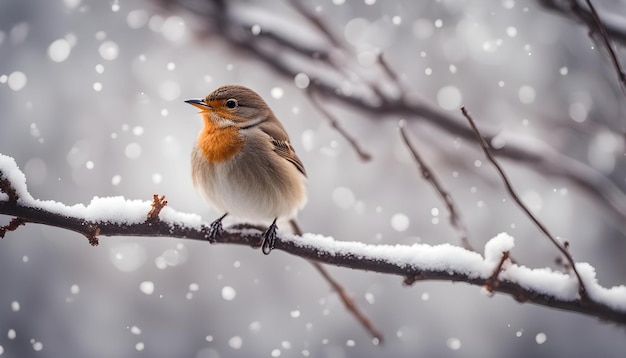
[261,218,278,255]
[206,213,228,243]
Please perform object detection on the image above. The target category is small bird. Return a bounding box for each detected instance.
[185,85,307,254]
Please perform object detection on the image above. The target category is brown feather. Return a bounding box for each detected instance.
[258,120,307,177]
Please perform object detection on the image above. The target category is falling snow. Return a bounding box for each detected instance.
[271,87,284,99]
[437,86,462,110]
[294,73,310,89]
[139,281,155,295]
[535,332,547,344]
[228,336,242,349]
[70,284,80,295]
[48,39,72,62]
[221,286,237,301]
[390,213,410,232]
[447,338,462,350]
[518,85,536,104]
[0,2,625,356]
[98,41,119,61]
[332,187,355,209]
[7,71,27,91]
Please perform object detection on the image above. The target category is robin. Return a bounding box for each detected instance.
[185,85,307,254]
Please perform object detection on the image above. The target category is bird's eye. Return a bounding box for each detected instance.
[225,99,238,109]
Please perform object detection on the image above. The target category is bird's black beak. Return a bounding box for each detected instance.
[185,98,211,110]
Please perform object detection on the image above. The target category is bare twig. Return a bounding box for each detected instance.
[460,107,588,298]
[582,0,626,97]
[484,251,510,292]
[0,217,26,238]
[310,261,383,343]
[377,53,401,84]
[290,219,383,342]
[288,0,344,49]
[538,0,626,45]
[147,194,168,223]
[307,87,372,161]
[398,121,473,251]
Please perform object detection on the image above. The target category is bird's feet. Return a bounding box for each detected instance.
[207,213,228,243]
[261,218,278,255]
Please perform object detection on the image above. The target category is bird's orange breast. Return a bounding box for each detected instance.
[197,115,243,163]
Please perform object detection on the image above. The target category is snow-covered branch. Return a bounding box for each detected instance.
[2,153,625,326]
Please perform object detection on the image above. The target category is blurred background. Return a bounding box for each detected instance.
[1,0,626,357]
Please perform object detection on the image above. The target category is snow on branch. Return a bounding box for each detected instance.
[1,153,626,326]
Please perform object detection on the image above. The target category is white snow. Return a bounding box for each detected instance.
[535,332,547,344]
[1,153,202,229]
[98,41,119,61]
[576,262,626,311]
[228,336,242,349]
[7,71,27,91]
[292,232,490,279]
[390,213,410,232]
[503,264,578,301]
[484,232,514,264]
[221,286,237,301]
[0,154,30,199]
[139,281,154,295]
[286,232,626,312]
[48,38,72,62]
[130,326,142,335]
[437,85,462,110]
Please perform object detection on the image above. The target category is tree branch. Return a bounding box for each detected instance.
[289,219,383,342]
[579,0,626,97]
[461,106,588,298]
[538,0,626,46]
[162,0,626,233]
[306,86,372,161]
[398,121,474,251]
[2,154,625,327]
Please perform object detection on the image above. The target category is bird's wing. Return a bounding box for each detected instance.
[259,120,307,177]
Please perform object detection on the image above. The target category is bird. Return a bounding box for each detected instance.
[185,84,307,254]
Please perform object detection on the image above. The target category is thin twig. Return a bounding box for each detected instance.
[290,219,383,343]
[289,0,344,49]
[0,217,26,238]
[484,251,510,292]
[460,106,588,298]
[538,0,626,45]
[377,53,400,83]
[147,194,168,223]
[307,87,372,161]
[582,0,626,97]
[310,261,383,344]
[398,121,474,251]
